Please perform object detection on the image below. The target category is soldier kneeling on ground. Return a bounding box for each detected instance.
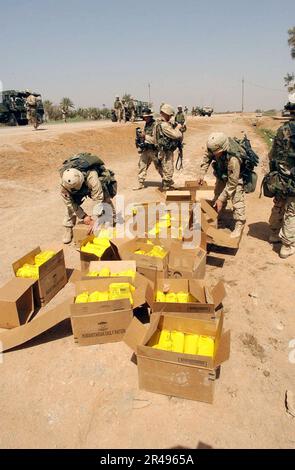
[59,153,117,244]
[198,132,248,238]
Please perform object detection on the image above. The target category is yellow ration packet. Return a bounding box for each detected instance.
[75,291,89,303]
[156,291,166,302]
[158,329,172,351]
[16,263,39,279]
[171,330,185,353]
[184,334,200,355]
[34,250,55,267]
[177,291,190,303]
[198,336,215,357]
[165,292,177,303]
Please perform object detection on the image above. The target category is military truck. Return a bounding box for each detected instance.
[196,106,214,117]
[0,90,44,126]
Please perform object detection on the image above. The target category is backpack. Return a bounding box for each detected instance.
[232,135,260,193]
[26,95,37,107]
[155,121,181,152]
[261,169,295,198]
[60,153,117,199]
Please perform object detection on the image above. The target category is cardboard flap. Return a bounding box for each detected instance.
[123,317,148,352]
[211,281,226,308]
[0,299,71,352]
[0,277,36,300]
[206,225,241,249]
[200,199,218,222]
[214,330,231,366]
[189,280,206,303]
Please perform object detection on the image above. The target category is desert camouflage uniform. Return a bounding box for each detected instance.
[200,138,246,222]
[128,99,136,122]
[61,171,114,227]
[268,118,295,246]
[26,94,39,128]
[114,98,124,122]
[155,118,182,188]
[138,119,162,184]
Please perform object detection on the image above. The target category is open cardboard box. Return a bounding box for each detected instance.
[118,239,169,283]
[167,240,206,279]
[73,223,90,246]
[146,278,225,319]
[70,274,149,346]
[200,199,243,249]
[78,234,121,273]
[165,190,193,202]
[12,246,67,306]
[124,312,230,403]
[0,277,36,329]
[82,260,136,281]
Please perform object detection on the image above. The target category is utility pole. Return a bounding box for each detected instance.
[148,83,151,106]
[241,77,245,113]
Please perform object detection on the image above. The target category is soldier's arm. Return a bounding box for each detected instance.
[60,186,86,219]
[199,151,213,178]
[87,171,105,217]
[161,121,182,139]
[218,157,240,202]
[268,126,284,166]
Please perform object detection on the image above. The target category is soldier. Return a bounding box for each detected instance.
[128,97,136,122]
[25,90,39,129]
[192,106,196,116]
[198,132,246,238]
[184,106,188,115]
[155,103,183,190]
[113,95,124,122]
[268,93,295,258]
[133,108,163,190]
[59,153,117,244]
[175,105,187,133]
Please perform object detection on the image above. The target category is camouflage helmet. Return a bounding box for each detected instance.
[160,103,175,116]
[177,105,183,109]
[115,95,120,99]
[142,107,153,118]
[207,132,229,152]
[285,92,295,113]
[62,168,84,191]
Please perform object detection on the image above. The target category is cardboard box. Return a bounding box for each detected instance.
[78,234,121,273]
[166,190,193,202]
[12,247,67,306]
[70,274,148,346]
[73,223,90,246]
[82,260,136,281]
[146,278,225,320]
[167,241,206,279]
[0,278,35,329]
[124,312,230,403]
[0,299,71,352]
[200,199,243,249]
[118,239,169,283]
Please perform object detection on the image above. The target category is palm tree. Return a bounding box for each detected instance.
[60,97,74,122]
[288,27,295,59]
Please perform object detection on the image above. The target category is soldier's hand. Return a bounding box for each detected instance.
[214,199,223,213]
[83,215,93,225]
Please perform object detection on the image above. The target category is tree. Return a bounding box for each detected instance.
[122,93,132,103]
[60,97,74,122]
[288,27,295,59]
[284,73,295,91]
[43,100,53,121]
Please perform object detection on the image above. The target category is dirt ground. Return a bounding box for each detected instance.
[0,115,294,449]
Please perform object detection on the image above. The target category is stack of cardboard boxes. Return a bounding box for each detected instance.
[0,182,234,404]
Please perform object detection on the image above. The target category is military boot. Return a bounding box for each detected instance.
[63,227,73,244]
[269,233,281,243]
[279,244,295,259]
[230,221,245,238]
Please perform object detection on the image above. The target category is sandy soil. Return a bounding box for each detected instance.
[0,115,294,449]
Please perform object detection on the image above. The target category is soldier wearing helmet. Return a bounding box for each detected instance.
[267,93,295,258]
[60,154,116,244]
[133,108,163,190]
[154,103,183,190]
[113,95,124,123]
[198,132,247,238]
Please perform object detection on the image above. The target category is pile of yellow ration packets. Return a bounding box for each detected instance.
[16,250,56,279]
[148,329,215,357]
[75,282,135,305]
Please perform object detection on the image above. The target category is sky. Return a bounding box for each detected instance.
[0,0,294,112]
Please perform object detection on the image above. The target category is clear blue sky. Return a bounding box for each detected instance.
[0,0,294,111]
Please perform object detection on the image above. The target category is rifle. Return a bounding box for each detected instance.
[175,140,184,170]
[135,127,145,152]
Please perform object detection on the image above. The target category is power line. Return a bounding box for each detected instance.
[244,80,286,93]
